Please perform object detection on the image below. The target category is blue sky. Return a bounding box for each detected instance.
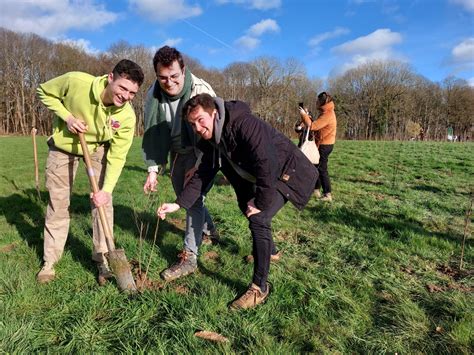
[2,0,473,85]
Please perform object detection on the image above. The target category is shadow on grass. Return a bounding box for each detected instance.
[411,184,444,194]
[308,204,463,245]
[0,188,96,275]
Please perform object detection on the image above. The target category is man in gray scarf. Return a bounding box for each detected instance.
[142,46,217,281]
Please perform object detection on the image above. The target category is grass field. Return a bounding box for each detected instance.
[0,137,472,353]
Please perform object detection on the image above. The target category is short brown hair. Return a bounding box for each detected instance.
[112,59,144,86]
[153,46,185,73]
[182,93,216,120]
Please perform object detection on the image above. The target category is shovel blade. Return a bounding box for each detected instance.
[108,249,137,294]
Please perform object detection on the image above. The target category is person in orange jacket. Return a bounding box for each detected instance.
[299,92,337,201]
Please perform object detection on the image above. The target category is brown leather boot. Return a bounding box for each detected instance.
[229,283,270,310]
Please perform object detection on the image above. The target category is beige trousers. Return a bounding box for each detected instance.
[43,145,113,264]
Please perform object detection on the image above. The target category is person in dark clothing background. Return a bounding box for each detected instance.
[157,93,318,310]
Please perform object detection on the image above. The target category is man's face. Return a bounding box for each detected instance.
[187,105,216,141]
[156,60,185,96]
[104,73,139,107]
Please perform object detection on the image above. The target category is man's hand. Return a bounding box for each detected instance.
[144,172,158,193]
[66,115,88,134]
[91,190,111,207]
[184,166,197,187]
[157,203,180,220]
[246,198,261,218]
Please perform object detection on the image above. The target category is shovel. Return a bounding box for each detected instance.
[78,132,137,293]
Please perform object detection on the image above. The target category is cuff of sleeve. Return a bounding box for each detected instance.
[102,184,114,194]
[148,165,159,173]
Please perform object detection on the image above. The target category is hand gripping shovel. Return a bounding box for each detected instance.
[78,133,137,293]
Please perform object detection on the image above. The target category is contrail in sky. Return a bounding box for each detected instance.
[181,19,235,51]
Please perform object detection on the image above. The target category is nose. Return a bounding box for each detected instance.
[195,124,204,134]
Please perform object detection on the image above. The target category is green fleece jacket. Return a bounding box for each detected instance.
[37,72,136,193]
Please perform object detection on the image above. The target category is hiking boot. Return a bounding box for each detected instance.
[313,190,321,198]
[245,251,282,264]
[96,260,113,286]
[229,282,271,310]
[160,250,197,281]
[201,229,220,246]
[320,193,332,202]
[37,262,55,284]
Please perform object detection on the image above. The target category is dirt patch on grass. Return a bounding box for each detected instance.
[401,264,473,293]
[202,251,220,261]
[169,217,185,231]
[130,259,164,291]
[0,243,17,253]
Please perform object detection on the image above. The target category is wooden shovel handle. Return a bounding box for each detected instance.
[78,132,116,251]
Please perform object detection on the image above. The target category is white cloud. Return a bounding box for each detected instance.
[58,38,101,55]
[468,77,474,86]
[162,38,183,47]
[0,0,117,38]
[247,19,280,36]
[308,27,350,47]
[333,28,402,55]
[129,0,202,23]
[451,38,474,63]
[215,0,281,10]
[450,0,474,12]
[235,35,260,50]
[331,29,403,73]
[234,18,279,51]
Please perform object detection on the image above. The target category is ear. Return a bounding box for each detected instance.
[107,72,114,84]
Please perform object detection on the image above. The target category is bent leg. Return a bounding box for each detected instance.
[89,145,114,263]
[248,191,286,290]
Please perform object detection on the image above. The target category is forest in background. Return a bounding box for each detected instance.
[1,27,473,140]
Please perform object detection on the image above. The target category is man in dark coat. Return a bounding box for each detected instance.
[157,93,318,309]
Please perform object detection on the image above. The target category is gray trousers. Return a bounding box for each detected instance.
[170,151,215,255]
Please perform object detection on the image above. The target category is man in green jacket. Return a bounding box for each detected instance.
[36,59,144,284]
[142,46,217,281]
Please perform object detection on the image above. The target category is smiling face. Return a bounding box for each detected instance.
[186,105,217,140]
[102,73,139,107]
[156,60,185,96]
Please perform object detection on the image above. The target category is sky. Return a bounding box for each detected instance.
[1,0,473,85]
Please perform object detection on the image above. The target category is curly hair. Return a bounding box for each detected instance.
[152,46,185,72]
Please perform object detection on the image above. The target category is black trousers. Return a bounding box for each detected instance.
[246,191,286,290]
[315,144,334,194]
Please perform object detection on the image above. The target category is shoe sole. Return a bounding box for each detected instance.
[160,268,197,282]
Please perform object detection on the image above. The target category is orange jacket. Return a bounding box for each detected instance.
[311,101,337,145]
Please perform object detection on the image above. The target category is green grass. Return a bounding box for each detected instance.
[0,137,473,353]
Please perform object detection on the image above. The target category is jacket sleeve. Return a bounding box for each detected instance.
[237,115,278,211]
[175,142,218,209]
[37,73,73,121]
[102,113,135,193]
[311,113,331,132]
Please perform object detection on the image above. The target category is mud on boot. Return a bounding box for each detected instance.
[37,261,55,284]
[160,250,197,281]
[96,259,113,286]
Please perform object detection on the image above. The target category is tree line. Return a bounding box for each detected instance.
[1,27,473,141]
